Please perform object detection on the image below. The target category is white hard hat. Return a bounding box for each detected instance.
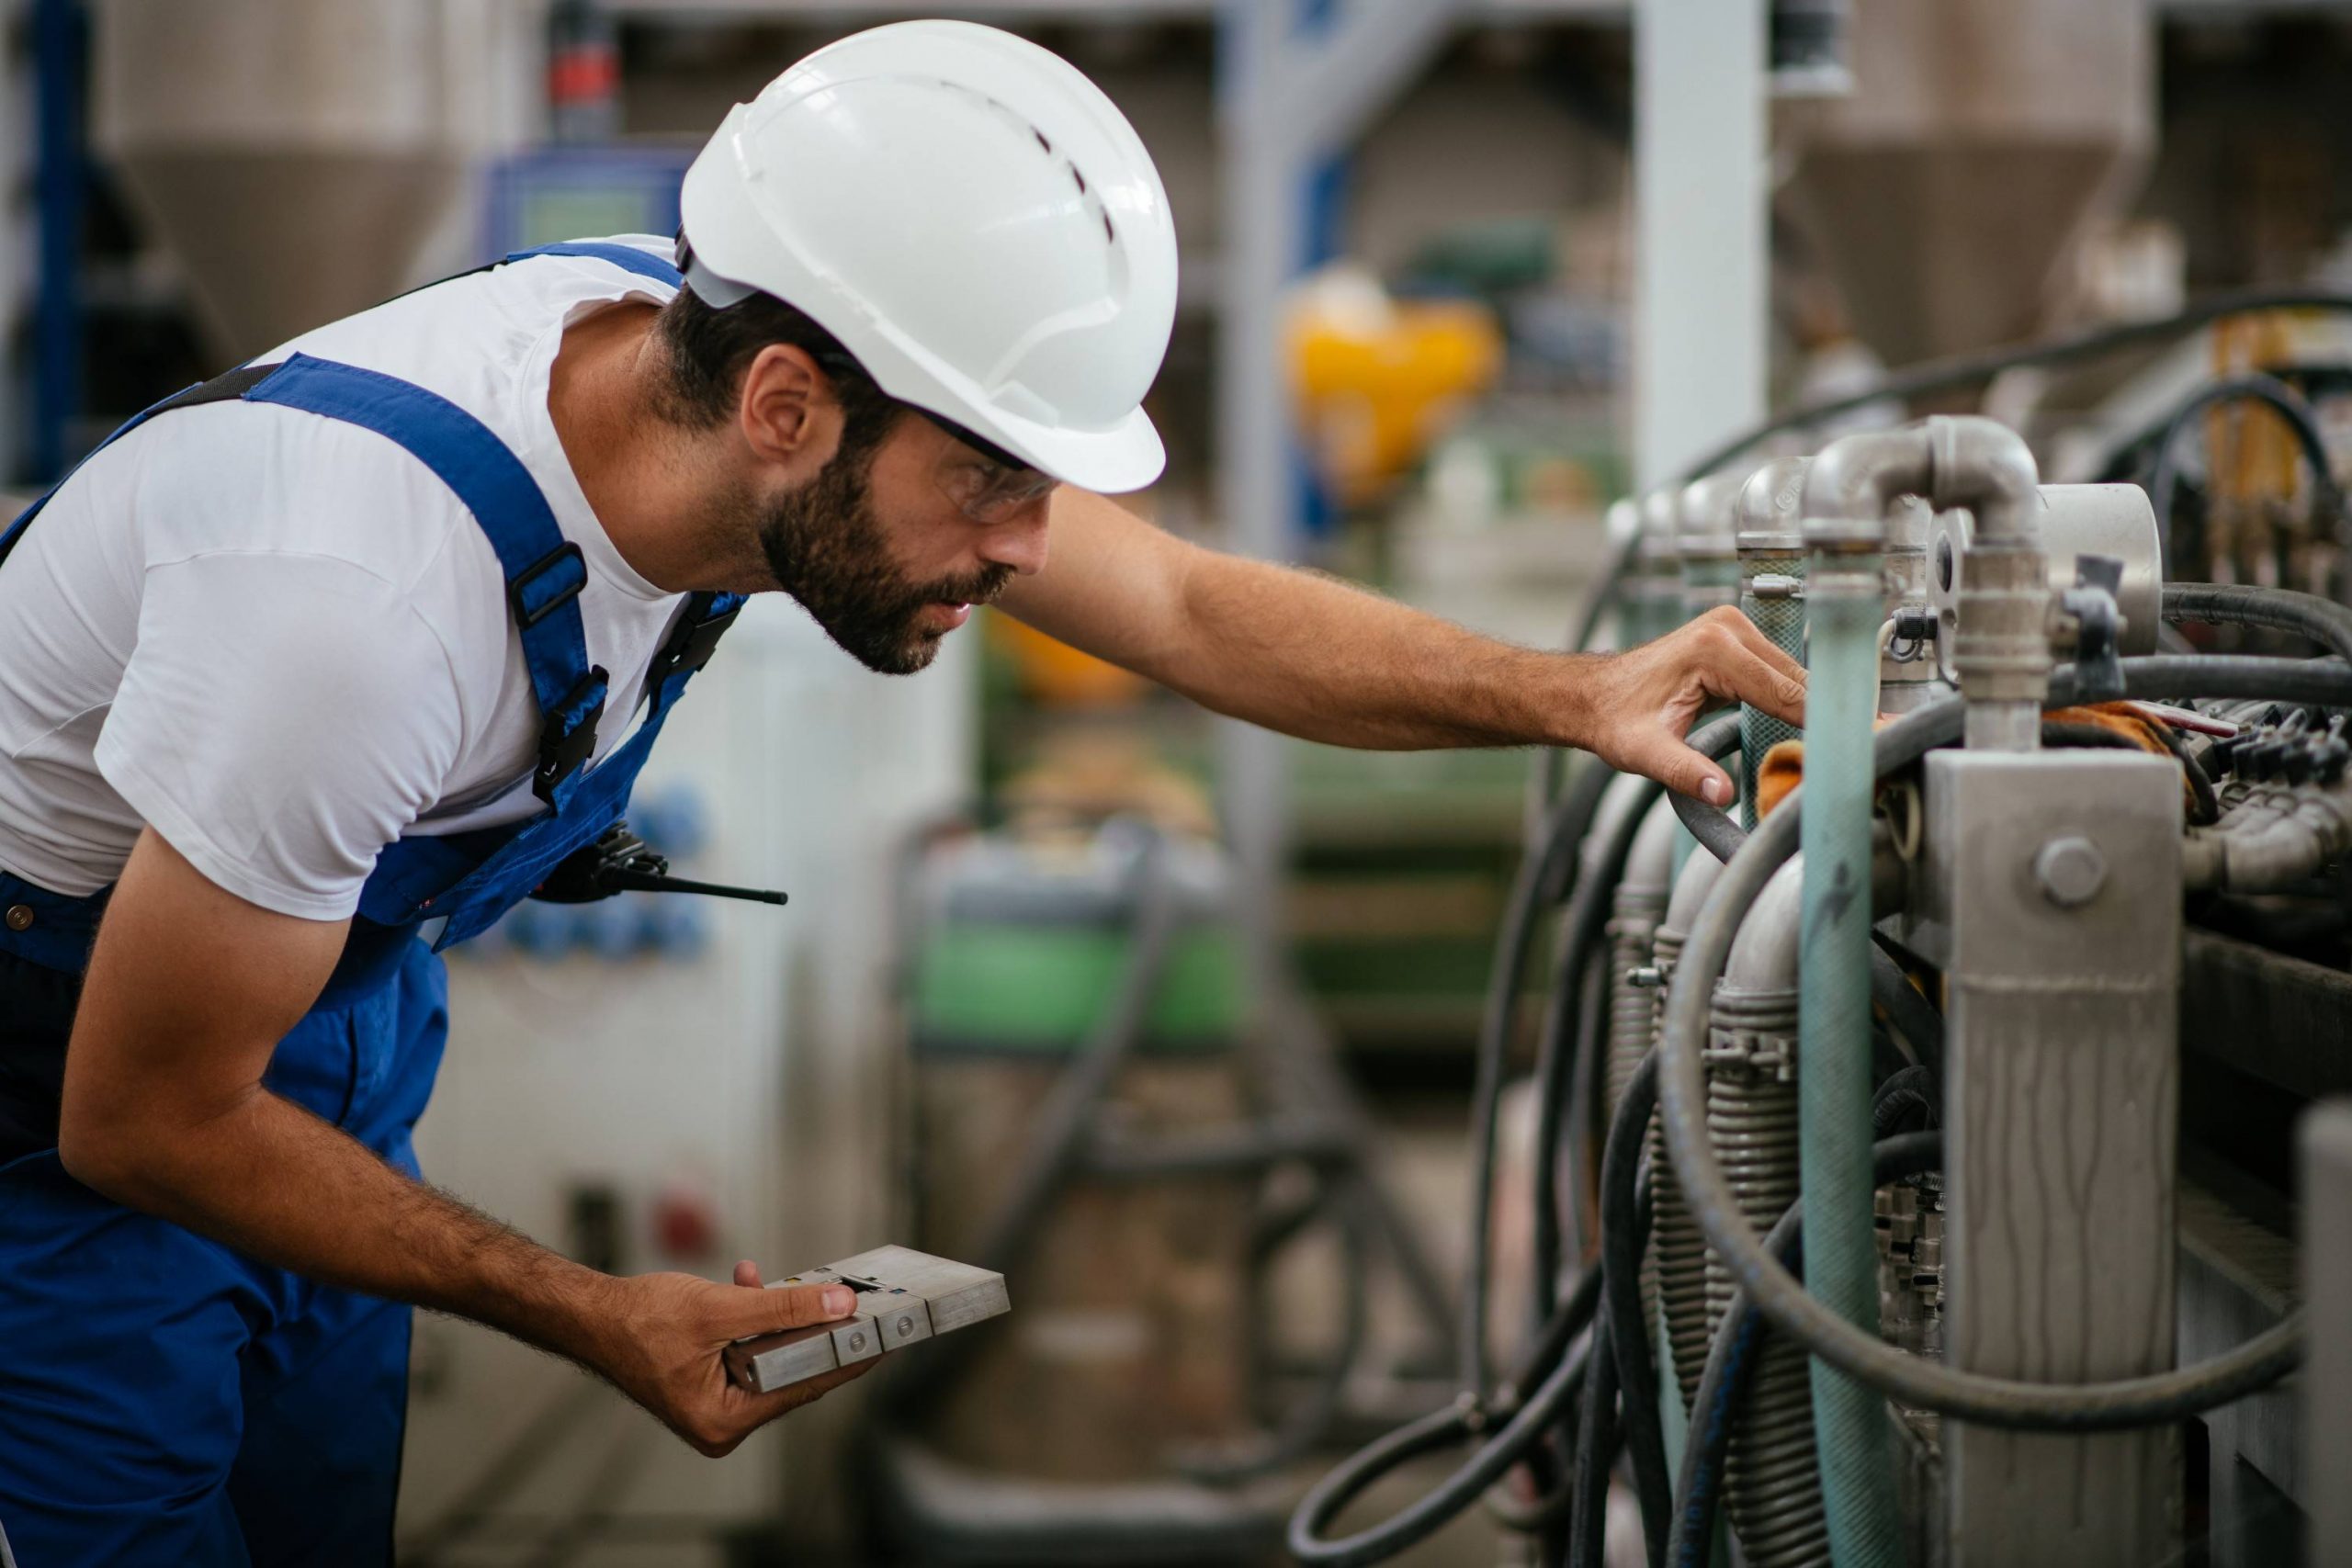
[678,20,1179,494]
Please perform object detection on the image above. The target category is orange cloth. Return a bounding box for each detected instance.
[1751,703,2177,820]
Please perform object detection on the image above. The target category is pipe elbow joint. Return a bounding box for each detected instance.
[1801,428,1935,551]
[1927,415,2041,545]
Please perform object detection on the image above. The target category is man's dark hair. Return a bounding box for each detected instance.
[653,259,903,461]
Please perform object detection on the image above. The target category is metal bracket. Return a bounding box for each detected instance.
[722,1245,1010,1393]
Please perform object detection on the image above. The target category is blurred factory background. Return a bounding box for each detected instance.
[8,2,2352,1565]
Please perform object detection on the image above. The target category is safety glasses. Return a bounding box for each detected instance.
[916,407,1061,524]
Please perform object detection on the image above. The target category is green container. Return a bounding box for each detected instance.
[910,921,1244,1055]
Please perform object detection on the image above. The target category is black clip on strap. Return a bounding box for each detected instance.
[646,596,743,694]
[534,665,608,804]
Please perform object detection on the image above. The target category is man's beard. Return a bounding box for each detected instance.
[755,444,1012,675]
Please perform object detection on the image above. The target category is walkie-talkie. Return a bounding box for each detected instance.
[533,824,788,907]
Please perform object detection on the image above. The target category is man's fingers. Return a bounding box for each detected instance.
[1716,645,1808,728]
[740,1355,876,1421]
[1700,604,1809,695]
[734,1259,763,1289]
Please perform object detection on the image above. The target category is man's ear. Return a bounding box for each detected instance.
[738,344,841,471]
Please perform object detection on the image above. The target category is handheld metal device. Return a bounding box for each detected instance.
[721,1245,1010,1393]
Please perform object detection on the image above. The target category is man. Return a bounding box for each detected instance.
[0,19,1804,1567]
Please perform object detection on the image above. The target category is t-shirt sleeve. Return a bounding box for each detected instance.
[93,550,465,920]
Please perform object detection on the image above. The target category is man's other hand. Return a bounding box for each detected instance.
[1577,605,1808,805]
[589,1265,873,1456]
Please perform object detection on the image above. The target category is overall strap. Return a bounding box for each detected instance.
[0,365,273,570]
[0,239,710,808]
[242,355,611,807]
[0,239,682,574]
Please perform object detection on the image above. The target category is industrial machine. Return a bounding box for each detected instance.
[1288,301,2352,1568]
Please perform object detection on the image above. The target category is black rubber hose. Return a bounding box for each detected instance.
[1466,761,1618,1392]
[1671,788,1747,863]
[1667,1133,1945,1568]
[1566,1312,1625,1568]
[1598,1054,1673,1562]
[2164,581,2352,667]
[1871,1066,1940,1137]
[1867,946,1945,1078]
[2149,716,2223,826]
[2143,374,2342,579]
[1560,295,2352,680]
[1573,532,1641,656]
[1653,659,2352,1429]
[1530,772,1673,1328]
[1286,1268,1606,1568]
[2043,719,2144,750]
[1675,287,2352,487]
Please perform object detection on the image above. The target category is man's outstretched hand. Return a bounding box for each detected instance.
[1573,605,1808,804]
[585,1263,874,1457]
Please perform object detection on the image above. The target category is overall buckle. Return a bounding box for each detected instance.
[534,666,608,803]
[646,599,743,692]
[510,541,588,629]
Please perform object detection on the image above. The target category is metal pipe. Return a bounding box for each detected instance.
[1796,429,1909,1568]
[1680,468,1747,619]
[1712,864,1834,1561]
[1609,800,1681,1124]
[1709,858,1828,1566]
[2181,776,2352,891]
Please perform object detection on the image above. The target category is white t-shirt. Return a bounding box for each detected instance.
[0,236,695,920]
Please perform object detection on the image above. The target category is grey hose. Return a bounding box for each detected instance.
[2164,581,2352,667]
[1677,287,2352,486]
[1651,658,2351,1428]
[1466,761,1617,1391]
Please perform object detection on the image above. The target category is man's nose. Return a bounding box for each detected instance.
[977,496,1053,577]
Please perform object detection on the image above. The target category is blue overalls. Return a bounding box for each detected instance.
[0,243,741,1566]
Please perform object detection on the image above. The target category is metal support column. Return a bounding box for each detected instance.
[1633,0,1766,489]
[1214,0,1462,991]
[31,0,83,482]
[1926,749,2183,1565]
[2303,1102,2352,1563]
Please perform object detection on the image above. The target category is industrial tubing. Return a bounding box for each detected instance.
[1464,758,1619,1391]
[2164,580,2352,667]
[2143,372,2344,575]
[1652,657,2347,1433]
[1678,286,2352,486]
[1286,1267,1606,1567]
[1707,858,1828,1568]
[1668,1131,1946,1568]
[1795,429,1919,1568]
[1532,773,1666,1328]
[1598,1053,1677,1559]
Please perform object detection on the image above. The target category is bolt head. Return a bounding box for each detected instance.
[847,1331,867,1352]
[2033,835,2108,908]
[896,1315,916,1337]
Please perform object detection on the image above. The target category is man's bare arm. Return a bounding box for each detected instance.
[57,828,865,1456]
[997,489,1806,803]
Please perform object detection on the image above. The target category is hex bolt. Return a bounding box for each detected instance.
[2033,836,2108,908]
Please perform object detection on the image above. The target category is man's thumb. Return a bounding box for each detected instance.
[729,1281,856,1337]
[1661,742,1734,807]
